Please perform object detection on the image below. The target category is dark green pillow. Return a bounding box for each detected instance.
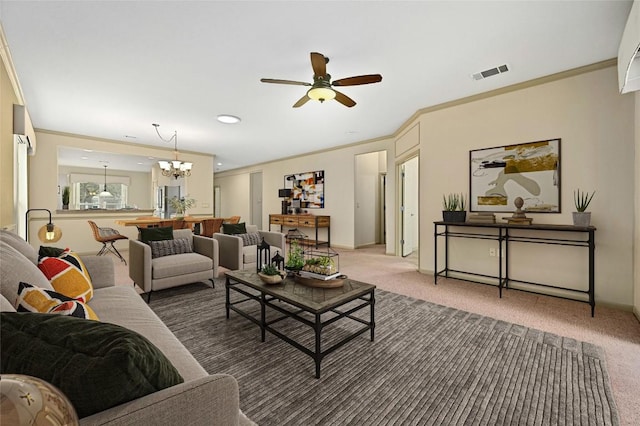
[223,222,247,235]
[39,245,66,259]
[0,312,184,418]
[139,226,174,243]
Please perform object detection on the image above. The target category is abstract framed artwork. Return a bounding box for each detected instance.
[469,138,561,213]
[284,170,324,208]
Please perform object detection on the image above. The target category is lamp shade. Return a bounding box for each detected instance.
[38,224,63,243]
[307,87,336,102]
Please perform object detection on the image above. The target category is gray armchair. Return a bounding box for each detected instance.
[213,225,285,271]
[129,229,219,302]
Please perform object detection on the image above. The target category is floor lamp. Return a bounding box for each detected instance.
[25,208,62,243]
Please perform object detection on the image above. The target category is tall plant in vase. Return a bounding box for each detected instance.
[442,193,466,222]
[169,196,196,218]
[573,189,594,226]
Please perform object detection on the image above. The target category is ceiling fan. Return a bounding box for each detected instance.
[260,52,382,108]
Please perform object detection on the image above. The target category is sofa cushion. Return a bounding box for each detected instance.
[223,222,247,235]
[239,232,262,247]
[16,282,99,320]
[0,229,38,265]
[89,286,208,381]
[38,249,94,303]
[1,295,16,312]
[139,226,173,243]
[150,237,193,259]
[0,312,184,419]
[152,253,213,280]
[0,241,54,304]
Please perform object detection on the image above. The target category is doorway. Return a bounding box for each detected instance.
[250,172,263,229]
[354,151,387,248]
[400,156,419,262]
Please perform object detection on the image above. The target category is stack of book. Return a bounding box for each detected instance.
[467,212,496,224]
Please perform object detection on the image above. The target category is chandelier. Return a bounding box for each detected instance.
[153,123,193,179]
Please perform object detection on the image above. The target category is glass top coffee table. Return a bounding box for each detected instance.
[225,270,376,378]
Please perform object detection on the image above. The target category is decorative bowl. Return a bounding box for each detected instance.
[258,272,283,284]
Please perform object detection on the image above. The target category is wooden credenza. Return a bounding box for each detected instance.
[269,214,330,248]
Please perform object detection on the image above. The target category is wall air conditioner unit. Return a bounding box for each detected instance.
[13,104,37,155]
[619,1,640,93]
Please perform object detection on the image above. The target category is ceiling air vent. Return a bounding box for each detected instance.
[471,64,509,81]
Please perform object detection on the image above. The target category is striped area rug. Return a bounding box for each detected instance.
[149,282,618,426]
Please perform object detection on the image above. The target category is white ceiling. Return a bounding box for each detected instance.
[1,1,633,172]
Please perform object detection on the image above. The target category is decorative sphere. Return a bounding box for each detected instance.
[514,197,524,209]
[0,374,79,425]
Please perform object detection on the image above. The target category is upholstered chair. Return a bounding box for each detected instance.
[213,224,285,271]
[129,229,219,302]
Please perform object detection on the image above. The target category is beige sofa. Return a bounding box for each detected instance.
[0,230,253,425]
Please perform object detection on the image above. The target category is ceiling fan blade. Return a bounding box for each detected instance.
[332,74,383,86]
[333,90,356,108]
[260,78,311,86]
[310,52,327,78]
[293,94,310,108]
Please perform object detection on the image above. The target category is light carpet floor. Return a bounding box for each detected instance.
[111,245,640,425]
[148,283,618,425]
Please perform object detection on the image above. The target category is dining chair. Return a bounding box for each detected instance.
[87,221,129,264]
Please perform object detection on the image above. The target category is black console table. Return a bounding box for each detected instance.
[434,221,596,316]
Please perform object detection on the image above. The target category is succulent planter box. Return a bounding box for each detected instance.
[299,249,340,280]
[443,211,467,223]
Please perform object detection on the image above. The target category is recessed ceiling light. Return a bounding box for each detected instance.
[217,114,241,124]
[83,149,93,152]
[81,156,89,160]
[217,162,222,166]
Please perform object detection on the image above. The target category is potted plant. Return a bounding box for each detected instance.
[62,186,70,210]
[285,239,305,274]
[169,196,196,218]
[258,263,284,284]
[573,189,594,226]
[442,193,466,222]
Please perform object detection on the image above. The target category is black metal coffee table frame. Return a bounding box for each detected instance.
[225,271,375,378]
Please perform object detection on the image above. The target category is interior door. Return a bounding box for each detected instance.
[250,172,262,229]
[401,157,418,258]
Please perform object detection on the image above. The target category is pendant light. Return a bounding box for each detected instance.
[99,165,112,197]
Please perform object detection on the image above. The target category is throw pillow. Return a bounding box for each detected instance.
[38,249,94,303]
[223,222,247,235]
[149,237,193,259]
[139,226,174,243]
[1,312,184,419]
[15,282,98,320]
[39,245,66,259]
[240,232,262,247]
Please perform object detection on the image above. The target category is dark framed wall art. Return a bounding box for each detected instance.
[284,170,324,208]
[469,138,561,213]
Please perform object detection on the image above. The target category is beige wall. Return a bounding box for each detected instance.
[215,138,395,250]
[419,66,634,308]
[27,131,215,253]
[0,55,18,229]
[635,92,640,320]
[218,65,636,309]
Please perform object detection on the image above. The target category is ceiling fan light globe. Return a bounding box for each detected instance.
[308,87,336,102]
